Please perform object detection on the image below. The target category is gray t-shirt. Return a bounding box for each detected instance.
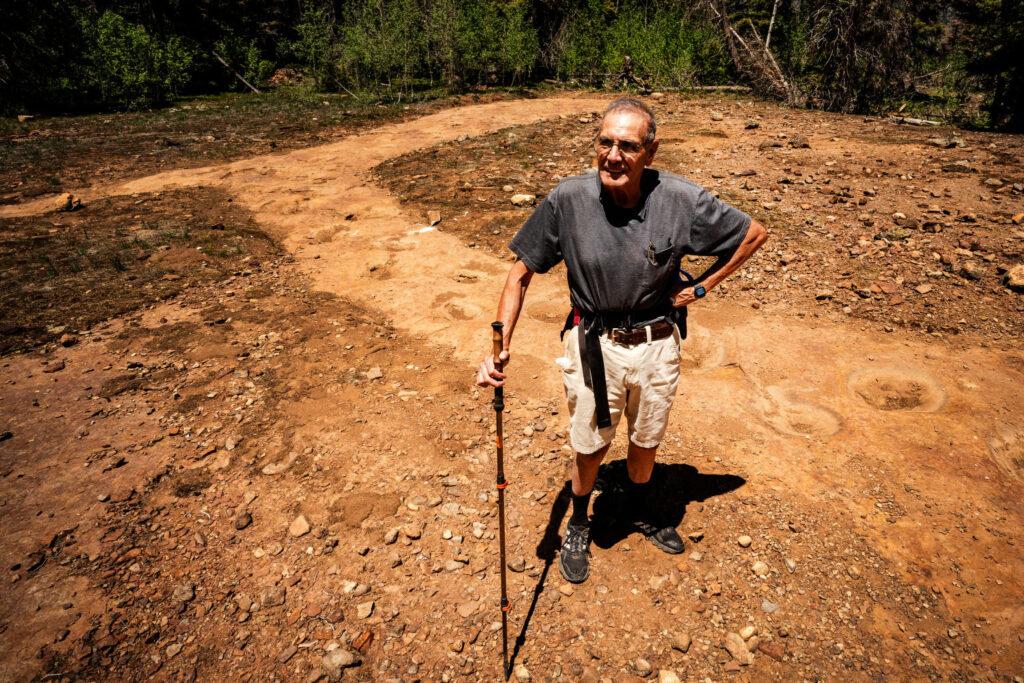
[509,169,751,314]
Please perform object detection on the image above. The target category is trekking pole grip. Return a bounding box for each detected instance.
[491,322,504,412]
[491,321,504,371]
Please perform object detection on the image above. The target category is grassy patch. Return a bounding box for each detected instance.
[0,85,526,203]
[0,186,279,354]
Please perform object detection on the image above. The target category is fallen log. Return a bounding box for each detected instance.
[889,115,943,126]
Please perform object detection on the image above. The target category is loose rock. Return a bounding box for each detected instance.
[511,194,536,207]
[321,649,361,680]
[289,515,311,537]
[723,632,753,665]
[671,632,691,653]
[234,512,253,530]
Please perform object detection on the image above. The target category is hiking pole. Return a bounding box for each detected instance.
[491,321,511,679]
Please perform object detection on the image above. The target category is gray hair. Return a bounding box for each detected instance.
[602,98,657,145]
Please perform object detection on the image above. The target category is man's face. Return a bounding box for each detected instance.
[595,109,658,200]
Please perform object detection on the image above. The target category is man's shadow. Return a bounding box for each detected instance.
[507,459,745,674]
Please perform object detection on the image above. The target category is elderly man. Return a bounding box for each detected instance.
[477,98,767,583]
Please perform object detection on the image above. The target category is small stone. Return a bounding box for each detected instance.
[784,558,797,573]
[948,628,958,638]
[451,639,464,653]
[558,583,574,597]
[384,527,399,544]
[457,601,478,618]
[759,640,785,661]
[737,535,752,548]
[511,194,536,207]
[58,333,79,347]
[278,644,298,663]
[710,110,724,121]
[633,658,653,677]
[658,670,682,683]
[1004,264,1024,292]
[686,530,704,542]
[165,643,182,658]
[321,649,361,680]
[55,193,81,212]
[915,283,934,295]
[670,632,691,653]
[761,598,779,613]
[960,261,984,280]
[507,557,526,573]
[752,560,769,577]
[97,494,110,503]
[744,120,760,129]
[789,133,810,148]
[649,574,669,590]
[401,522,423,540]
[427,210,442,225]
[289,515,311,537]
[513,663,531,681]
[723,632,753,665]
[356,600,375,619]
[739,625,757,640]
[261,585,286,607]
[234,512,252,530]
[42,360,65,373]
[172,583,195,604]
[846,565,861,579]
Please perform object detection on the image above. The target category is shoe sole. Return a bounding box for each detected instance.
[646,534,684,555]
[558,552,590,584]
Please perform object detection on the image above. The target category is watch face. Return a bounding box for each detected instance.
[695,285,706,297]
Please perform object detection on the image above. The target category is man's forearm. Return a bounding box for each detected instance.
[495,259,535,351]
[700,219,768,291]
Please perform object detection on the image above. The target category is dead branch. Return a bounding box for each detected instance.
[211,50,261,94]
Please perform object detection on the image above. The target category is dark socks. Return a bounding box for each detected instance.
[625,476,653,520]
[570,490,593,526]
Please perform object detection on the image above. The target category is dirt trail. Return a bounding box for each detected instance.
[3,95,1023,680]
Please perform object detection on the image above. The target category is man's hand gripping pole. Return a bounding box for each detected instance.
[491,322,511,678]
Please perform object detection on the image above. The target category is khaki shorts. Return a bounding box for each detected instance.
[559,324,681,454]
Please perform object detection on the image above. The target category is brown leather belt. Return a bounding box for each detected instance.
[607,319,675,345]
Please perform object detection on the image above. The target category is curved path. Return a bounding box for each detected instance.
[4,95,1023,672]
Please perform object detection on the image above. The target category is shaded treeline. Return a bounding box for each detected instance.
[1,0,1020,129]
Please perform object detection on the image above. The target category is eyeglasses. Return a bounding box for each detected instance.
[595,136,645,155]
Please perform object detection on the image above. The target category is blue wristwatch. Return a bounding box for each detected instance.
[680,269,707,298]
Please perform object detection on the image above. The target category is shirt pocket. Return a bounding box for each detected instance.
[642,239,677,293]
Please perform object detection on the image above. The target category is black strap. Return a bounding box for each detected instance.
[578,317,612,429]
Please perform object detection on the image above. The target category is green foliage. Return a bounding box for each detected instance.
[0,0,1018,130]
[83,11,197,110]
[548,1,729,87]
[420,0,539,91]
[214,35,274,89]
[549,0,606,81]
[294,2,339,89]
[338,0,425,92]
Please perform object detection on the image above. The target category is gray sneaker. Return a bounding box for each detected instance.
[558,522,591,584]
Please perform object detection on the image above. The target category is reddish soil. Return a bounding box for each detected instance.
[1,92,1023,683]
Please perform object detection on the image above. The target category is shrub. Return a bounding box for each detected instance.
[83,11,196,110]
[294,1,339,89]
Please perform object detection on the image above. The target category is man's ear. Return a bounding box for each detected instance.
[645,139,659,166]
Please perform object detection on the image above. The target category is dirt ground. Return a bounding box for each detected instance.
[1,92,1023,683]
